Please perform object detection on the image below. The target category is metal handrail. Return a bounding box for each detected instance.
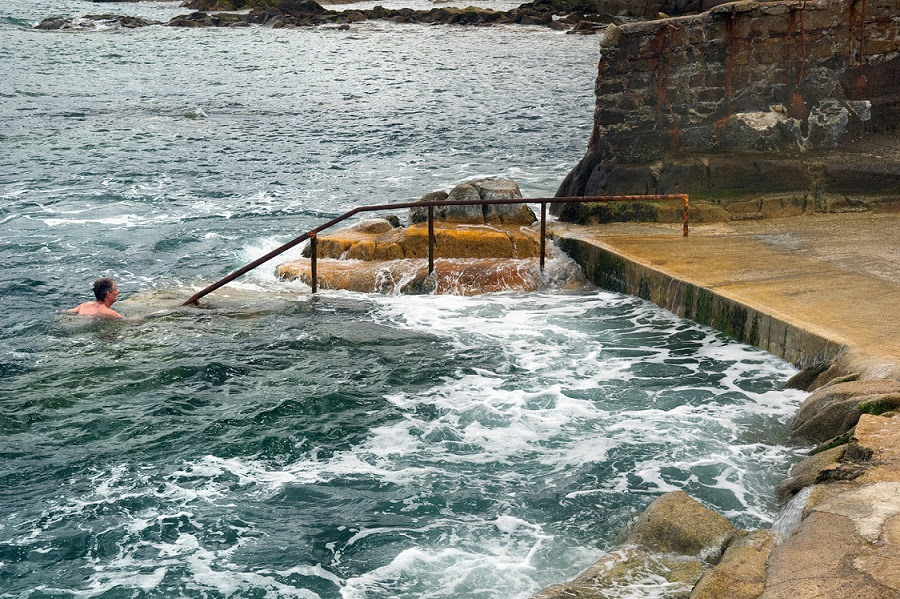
[182,194,689,305]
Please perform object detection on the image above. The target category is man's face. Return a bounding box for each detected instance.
[108,283,119,304]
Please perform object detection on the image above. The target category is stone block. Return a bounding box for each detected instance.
[689,529,778,599]
[824,155,900,193]
[603,163,658,194]
[658,159,710,194]
[758,194,807,218]
[622,490,737,559]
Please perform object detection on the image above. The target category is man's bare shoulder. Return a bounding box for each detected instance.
[66,302,122,319]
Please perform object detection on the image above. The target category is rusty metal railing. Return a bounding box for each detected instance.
[182,194,689,305]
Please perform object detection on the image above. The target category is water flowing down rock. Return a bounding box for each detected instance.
[276,257,557,295]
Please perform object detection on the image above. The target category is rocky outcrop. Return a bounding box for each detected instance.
[409,179,537,226]
[37,0,735,32]
[533,490,785,599]
[36,14,161,29]
[791,378,900,443]
[761,413,900,599]
[275,181,585,294]
[556,0,900,224]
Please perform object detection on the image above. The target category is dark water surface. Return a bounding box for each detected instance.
[2,3,806,597]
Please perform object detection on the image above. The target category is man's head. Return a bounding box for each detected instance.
[93,278,118,303]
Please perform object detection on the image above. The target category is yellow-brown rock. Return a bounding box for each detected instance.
[531,547,704,599]
[308,222,540,261]
[276,258,550,295]
[775,445,846,501]
[760,415,900,599]
[689,530,778,599]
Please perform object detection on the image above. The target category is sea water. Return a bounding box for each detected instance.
[1,2,807,597]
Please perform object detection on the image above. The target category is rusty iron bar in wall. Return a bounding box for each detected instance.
[182,194,689,305]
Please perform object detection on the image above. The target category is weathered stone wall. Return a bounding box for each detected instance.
[556,0,900,219]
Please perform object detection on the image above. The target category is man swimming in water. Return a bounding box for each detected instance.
[67,277,122,319]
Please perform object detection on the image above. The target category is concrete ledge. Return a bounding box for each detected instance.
[555,235,845,368]
[552,213,900,379]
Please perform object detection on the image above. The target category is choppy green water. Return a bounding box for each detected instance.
[1,3,807,597]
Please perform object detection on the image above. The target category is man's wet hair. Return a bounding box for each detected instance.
[93,278,116,302]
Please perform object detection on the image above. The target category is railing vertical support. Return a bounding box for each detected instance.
[540,202,547,272]
[427,204,435,275]
[309,232,318,293]
[682,196,689,237]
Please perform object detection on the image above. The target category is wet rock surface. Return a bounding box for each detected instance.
[791,379,900,443]
[409,179,536,226]
[620,490,737,560]
[533,491,741,598]
[689,529,777,599]
[762,414,900,599]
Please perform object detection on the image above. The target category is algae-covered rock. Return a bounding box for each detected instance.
[689,529,777,599]
[792,380,900,443]
[621,490,736,560]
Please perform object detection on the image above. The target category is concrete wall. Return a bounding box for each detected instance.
[555,0,900,217]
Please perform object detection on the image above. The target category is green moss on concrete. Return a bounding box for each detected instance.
[714,302,748,341]
[696,288,714,325]
[748,314,760,347]
[638,276,651,300]
[594,251,627,293]
[684,284,695,316]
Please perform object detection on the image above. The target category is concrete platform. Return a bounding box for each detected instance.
[552,212,900,379]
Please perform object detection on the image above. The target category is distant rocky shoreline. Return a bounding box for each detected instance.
[36,0,734,33]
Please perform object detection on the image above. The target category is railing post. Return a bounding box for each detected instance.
[540,202,546,272]
[682,196,689,237]
[309,232,318,293]
[427,204,435,275]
